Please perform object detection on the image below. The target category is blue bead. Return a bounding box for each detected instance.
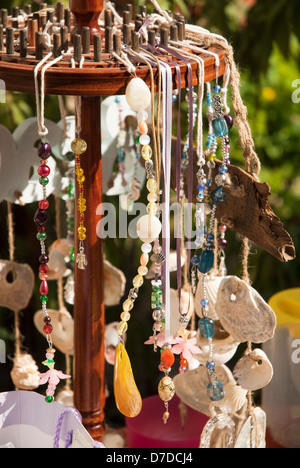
[212,118,229,137]
[197,183,205,192]
[207,382,225,402]
[206,233,214,242]
[198,317,215,338]
[191,256,200,266]
[206,361,215,370]
[198,250,214,274]
[218,164,228,174]
[206,98,213,106]
[200,298,209,307]
[210,186,226,206]
[212,84,221,94]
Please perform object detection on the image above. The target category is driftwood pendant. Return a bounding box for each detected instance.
[0,260,34,311]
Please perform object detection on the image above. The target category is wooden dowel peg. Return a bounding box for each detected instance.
[19,29,28,58]
[131,30,139,52]
[35,31,44,60]
[105,26,113,54]
[24,5,32,16]
[40,3,48,10]
[1,10,8,29]
[6,28,14,55]
[93,33,102,62]
[135,20,142,32]
[123,23,131,46]
[53,33,61,58]
[123,10,131,26]
[160,27,169,46]
[82,27,91,55]
[60,25,68,53]
[0,25,4,52]
[113,32,121,57]
[177,20,184,42]
[74,33,82,63]
[64,9,71,32]
[170,23,178,43]
[56,2,64,23]
[12,7,19,19]
[125,3,133,22]
[28,18,38,48]
[104,10,112,29]
[148,29,156,48]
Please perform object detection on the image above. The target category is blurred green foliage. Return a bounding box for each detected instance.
[0,0,299,425]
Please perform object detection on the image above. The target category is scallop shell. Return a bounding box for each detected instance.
[104,259,126,307]
[195,274,224,321]
[215,276,277,343]
[173,365,234,417]
[34,309,74,355]
[234,407,266,448]
[10,353,40,390]
[233,348,273,391]
[215,381,248,414]
[194,323,240,366]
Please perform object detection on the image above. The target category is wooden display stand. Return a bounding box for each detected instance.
[0,0,237,441]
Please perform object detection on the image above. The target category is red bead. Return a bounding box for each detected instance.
[39,200,49,210]
[37,226,45,232]
[160,349,175,369]
[38,165,51,177]
[80,217,84,222]
[43,323,53,334]
[180,358,188,367]
[39,264,49,273]
[219,224,227,233]
[40,280,49,295]
[218,238,228,249]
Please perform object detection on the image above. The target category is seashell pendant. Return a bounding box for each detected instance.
[114,342,142,418]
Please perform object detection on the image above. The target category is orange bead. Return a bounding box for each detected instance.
[138,121,148,135]
[140,252,149,266]
[160,349,175,369]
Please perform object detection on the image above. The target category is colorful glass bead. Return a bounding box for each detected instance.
[210,186,226,206]
[43,323,53,335]
[212,84,221,94]
[207,382,225,402]
[38,165,50,177]
[212,118,229,137]
[38,142,51,159]
[45,396,54,403]
[198,250,214,274]
[117,320,128,336]
[71,138,87,155]
[224,114,234,130]
[198,317,215,338]
[141,144,152,161]
[34,209,48,226]
[39,200,49,210]
[160,349,175,369]
[40,280,49,295]
[120,311,131,322]
[123,299,134,311]
[146,178,158,193]
[132,274,144,289]
[39,177,49,186]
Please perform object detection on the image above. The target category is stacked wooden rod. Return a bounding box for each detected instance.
[0,2,187,65]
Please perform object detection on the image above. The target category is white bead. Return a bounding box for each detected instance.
[141,243,152,253]
[125,78,151,112]
[137,215,162,243]
[139,134,150,145]
[137,110,148,122]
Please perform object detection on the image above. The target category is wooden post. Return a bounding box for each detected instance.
[74,96,106,440]
[69,0,104,41]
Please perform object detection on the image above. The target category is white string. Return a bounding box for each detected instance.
[105,1,123,26]
[149,0,173,24]
[34,52,53,138]
[112,50,137,77]
[71,56,85,136]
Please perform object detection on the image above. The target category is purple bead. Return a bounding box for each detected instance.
[44,316,51,323]
[218,238,228,249]
[224,114,234,130]
[38,142,52,160]
[34,209,48,226]
[39,254,49,264]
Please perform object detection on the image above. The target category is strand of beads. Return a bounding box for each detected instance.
[71,138,88,271]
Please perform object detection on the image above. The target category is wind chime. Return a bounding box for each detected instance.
[0,0,295,448]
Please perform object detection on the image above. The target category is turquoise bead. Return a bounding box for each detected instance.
[198,249,214,274]
[198,317,215,338]
[212,118,229,137]
[210,186,226,206]
[207,382,225,402]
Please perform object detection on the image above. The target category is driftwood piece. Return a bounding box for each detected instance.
[170,138,295,263]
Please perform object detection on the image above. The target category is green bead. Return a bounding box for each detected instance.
[40,295,48,303]
[39,176,49,186]
[37,232,47,241]
[45,396,54,403]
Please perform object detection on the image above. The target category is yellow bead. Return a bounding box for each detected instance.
[147,202,158,215]
[79,205,87,212]
[78,197,86,205]
[123,299,134,312]
[117,320,128,336]
[147,192,157,203]
[146,178,158,193]
[76,167,84,177]
[133,274,144,289]
[71,138,87,155]
[78,226,86,236]
[141,144,152,161]
[78,233,86,241]
[77,175,86,184]
[138,265,148,276]
[120,311,131,322]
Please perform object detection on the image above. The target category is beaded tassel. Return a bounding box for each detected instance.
[71,138,88,270]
